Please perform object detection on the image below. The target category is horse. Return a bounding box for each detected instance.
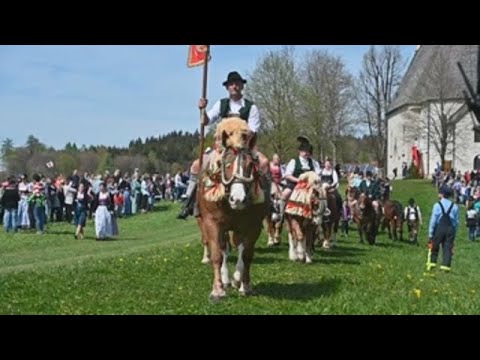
[264,182,284,246]
[352,193,377,245]
[320,185,341,249]
[196,117,270,301]
[284,171,329,263]
[381,200,404,241]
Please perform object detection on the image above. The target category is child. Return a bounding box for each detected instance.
[404,198,422,245]
[466,201,477,241]
[340,200,351,237]
[114,190,125,218]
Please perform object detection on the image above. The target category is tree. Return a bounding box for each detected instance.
[146,150,159,174]
[247,46,302,161]
[5,148,30,176]
[96,151,114,174]
[64,142,78,153]
[25,135,46,155]
[300,50,355,163]
[355,46,406,173]
[57,153,79,176]
[78,152,101,174]
[1,138,14,160]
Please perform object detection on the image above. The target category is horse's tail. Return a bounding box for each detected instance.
[393,201,403,220]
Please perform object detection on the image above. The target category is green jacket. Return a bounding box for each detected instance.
[28,193,46,207]
[358,179,381,200]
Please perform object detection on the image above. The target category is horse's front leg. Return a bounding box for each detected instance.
[207,224,227,301]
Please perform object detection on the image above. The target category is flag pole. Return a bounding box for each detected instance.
[198,45,210,172]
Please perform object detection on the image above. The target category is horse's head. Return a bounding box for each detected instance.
[311,182,329,225]
[358,193,370,210]
[216,118,259,210]
[346,185,359,200]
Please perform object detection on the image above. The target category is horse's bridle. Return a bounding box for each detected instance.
[221,148,256,193]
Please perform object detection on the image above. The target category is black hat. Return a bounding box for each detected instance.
[297,136,313,153]
[298,142,313,153]
[223,71,247,86]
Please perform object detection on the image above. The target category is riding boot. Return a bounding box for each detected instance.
[176,174,198,220]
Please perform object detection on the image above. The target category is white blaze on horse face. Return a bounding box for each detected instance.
[229,183,246,210]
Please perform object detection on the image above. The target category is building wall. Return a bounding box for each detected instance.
[387,110,414,178]
[388,103,480,178]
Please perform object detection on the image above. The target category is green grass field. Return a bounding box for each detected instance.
[1,180,479,314]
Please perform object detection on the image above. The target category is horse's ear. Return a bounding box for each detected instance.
[248,132,257,149]
[222,130,228,148]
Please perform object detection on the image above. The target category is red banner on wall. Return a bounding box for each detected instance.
[187,45,210,68]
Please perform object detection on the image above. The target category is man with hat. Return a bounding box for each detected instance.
[177,71,269,220]
[278,136,321,219]
[426,185,459,272]
[358,170,381,212]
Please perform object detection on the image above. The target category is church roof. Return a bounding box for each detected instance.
[388,45,479,115]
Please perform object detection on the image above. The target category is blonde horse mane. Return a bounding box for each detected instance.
[215,117,250,149]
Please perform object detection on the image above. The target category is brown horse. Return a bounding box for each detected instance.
[381,200,404,241]
[321,187,341,249]
[264,182,284,246]
[352,193,377,245]
[196,118,269,301]
[285,171,328,263]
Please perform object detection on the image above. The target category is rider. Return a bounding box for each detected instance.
[358,170,381,212]
[177,71,269,219]
[270,154,284,190]
[320,159,342,216]
[279,137,321,218]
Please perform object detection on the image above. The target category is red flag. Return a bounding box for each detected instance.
[187,45,210,68]
[412,145,419,167]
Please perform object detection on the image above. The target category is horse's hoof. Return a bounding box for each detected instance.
[209,294,225,303]
[209,290,226,303]
[232,279,241,289]
[201,258,211,264]
[239,288,255,297]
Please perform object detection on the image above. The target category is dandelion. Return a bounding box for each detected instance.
[406,274,413,280]
[413,289,422,298]
[119,258,124,262]
[471,289,476,294]
[433,289,438,294]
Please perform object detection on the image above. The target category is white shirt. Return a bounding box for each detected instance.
[206,98,260,133]
[284,156,321,177]
[404,205,422,223]
[320,168,339,188]
[174,174,185,188]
